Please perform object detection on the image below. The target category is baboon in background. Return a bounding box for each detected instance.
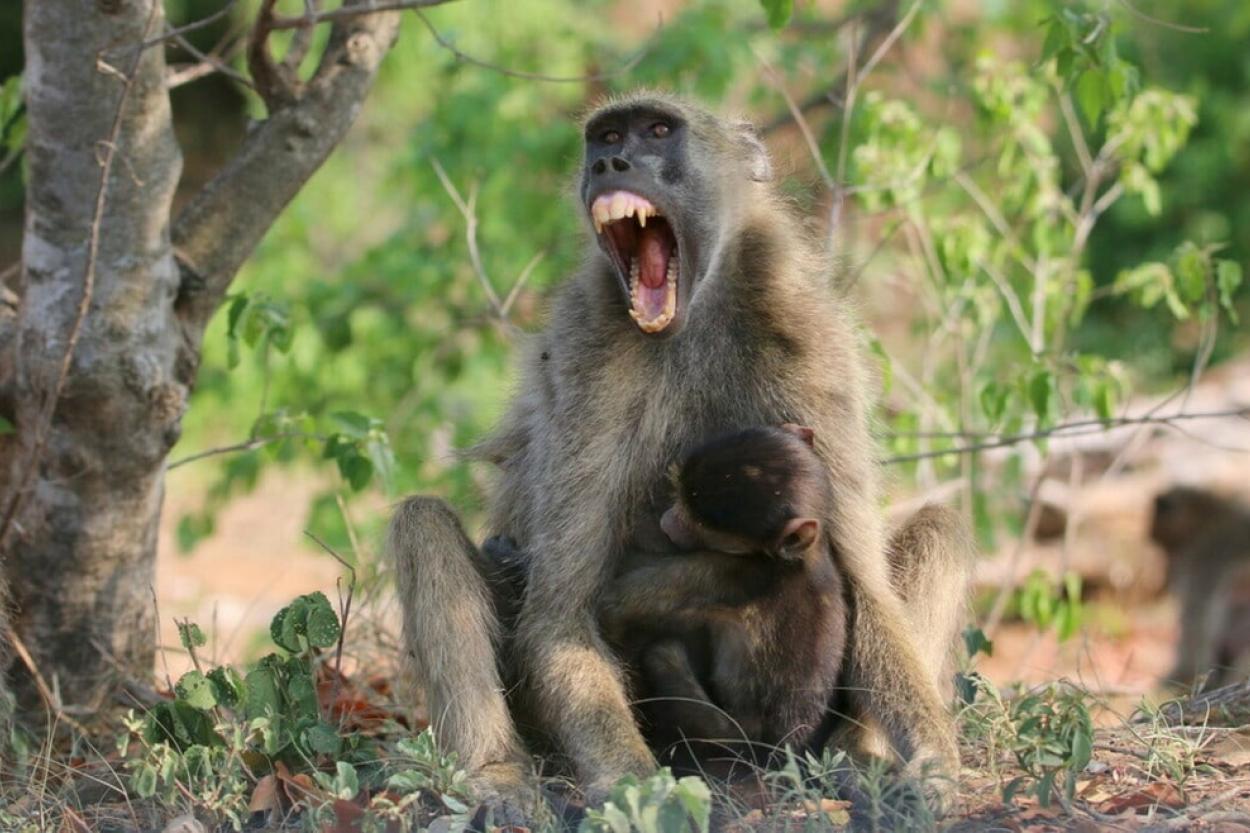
[1151,486,1250,689]
[598,424,846,774]
[389,92,973,817]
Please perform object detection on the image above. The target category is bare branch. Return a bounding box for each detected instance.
[501,251,545,318]
[1115,0,1209,34]
[141,0,239,49]
[268,0,459,29]
[412,9,653,83]
[882,407,1250,465]
[167,26,253,89]
[172,0,403,356]
[167,432,323,469]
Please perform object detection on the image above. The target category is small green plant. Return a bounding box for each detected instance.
[1129,698,1213,793]
[962,677,1094,808]
[580,770,712,833]
[121,592,434,830]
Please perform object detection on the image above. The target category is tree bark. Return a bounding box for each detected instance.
[9,0,184,709]
[3,0,400,712]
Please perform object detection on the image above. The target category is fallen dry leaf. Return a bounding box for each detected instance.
[1097,781,1186,814]
[249,773,281,816]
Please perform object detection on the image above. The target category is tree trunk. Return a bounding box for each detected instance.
[9,0,184,709]
[2,0,401,713]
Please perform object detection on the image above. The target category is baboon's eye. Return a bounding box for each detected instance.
[651,122,671,138]
[601,129,622,144]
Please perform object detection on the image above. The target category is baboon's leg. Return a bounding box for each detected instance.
[389,497,533,807]
[638,639,749,776]
[885,504,975,694]
[1168,554,1230,689]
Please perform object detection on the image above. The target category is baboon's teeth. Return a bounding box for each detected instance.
[628,256,678,333]
[590,191,660,233]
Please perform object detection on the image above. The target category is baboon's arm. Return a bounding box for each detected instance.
[598,553,746,644]
[514,482,659,792]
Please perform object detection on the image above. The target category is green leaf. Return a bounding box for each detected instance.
[303,722,342,756]
[341,453,373,491]
[0,416,13,435]
[304,592,342,648]
[1093,379,1116,424]
[1071,726,1093,772]
[243,662,282,723]
[1028,370,1052,424]
[1216,259,1242,323]
[674,776,712,833]
[175,670,218,710]
[330,411,373,438]
[1074,69,1107,125]
[207,666,246,708]
[132,762,158,799]
[177,621,207,651]
[758,0,792,29]
[963,626,994,658]
[979,381,1010,423]
[176,513,214,554]
[1173,242,1207,302]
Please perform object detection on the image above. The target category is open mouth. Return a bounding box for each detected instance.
[590,190,678,334]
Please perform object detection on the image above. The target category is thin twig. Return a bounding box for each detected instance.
[8,630,89,734]
[267,0,458,29]
[882,406,1250,465]
[168,27,253,89]
[856,0,922,81]
[167,432,322,469]
[141,0,238,48]
[303,529,357,725]
[501,250,544,318]
[0,2,160,551]
[1115,0,1209,34]
[431,158,540,329]
[413,8,652,83]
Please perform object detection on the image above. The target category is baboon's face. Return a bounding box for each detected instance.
[580,97,770,337]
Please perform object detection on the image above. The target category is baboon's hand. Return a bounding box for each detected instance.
[467,761,540,829]
[901,746,959,817]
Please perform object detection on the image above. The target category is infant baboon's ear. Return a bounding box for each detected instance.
[731,120,773,183]
[776,517,819,560]
[780,423,816,447]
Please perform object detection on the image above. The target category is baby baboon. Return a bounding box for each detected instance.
[599,424,847,774]
[391,92,973,815]
[1151,486,1250,689]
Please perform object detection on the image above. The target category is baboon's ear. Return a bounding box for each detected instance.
[777,517,819,560]
[732,120,773,182]
[780,423,816,447]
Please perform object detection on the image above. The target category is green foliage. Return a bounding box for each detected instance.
[0,72,23,159]
[962,678,1095,808]
[759,0,794,30]
[125,596,359,822]
[580,771,712,833]
[1016,570,1084,642]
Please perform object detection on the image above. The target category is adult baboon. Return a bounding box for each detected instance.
[390,92,972,814]
[1151,486,1250,689]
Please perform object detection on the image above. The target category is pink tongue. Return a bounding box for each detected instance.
[638,226,669,289]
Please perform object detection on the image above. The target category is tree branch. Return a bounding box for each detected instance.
[171,0,403,367]
[881,407,1249,465]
